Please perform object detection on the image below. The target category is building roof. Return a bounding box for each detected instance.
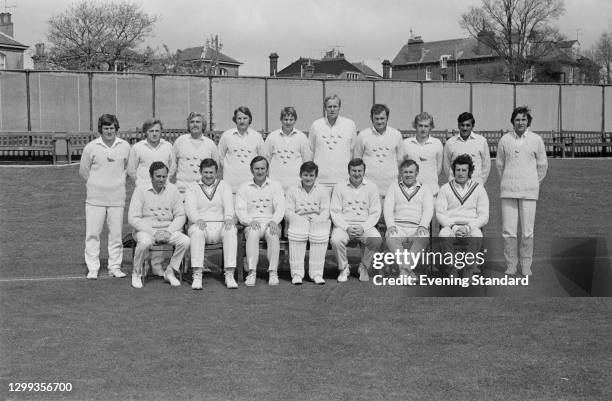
[177,46,242,65]
[352,62,381,78]
[392,37,496,66]
[277,57,363,76]
[0,31,27,50]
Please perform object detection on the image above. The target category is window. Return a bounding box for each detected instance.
[440,55,450,69]
[346,72,359,80]
[425,66,432,81]
[458,72,465,81]
[0,53,5,70]
[440,73,447,81]
[568,67,574,83]
[219,67,228,76]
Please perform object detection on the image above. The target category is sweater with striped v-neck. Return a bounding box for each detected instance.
[435,180,489,229]
[184,179,234,223]
[383,182,434,228]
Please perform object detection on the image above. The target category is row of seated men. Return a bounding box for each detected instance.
[79,100,546,288]
[125,154,488,290]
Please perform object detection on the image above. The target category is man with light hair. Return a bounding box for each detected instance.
[309,94,357,189]
[443,112,490,184]
[384,159,433,279]
[436,154,489,277]
[218,106,265,193]
[79,114,131,279]
[353,103,403,196]
[401,112,443,196]
[330,158,382,282]
[169,112,219,194]
[128,161,190,289]
[185,158,238,290]
[264,106,312,192]
[235,156,285,286]
[285,161,331,285]
[497,106,548,276]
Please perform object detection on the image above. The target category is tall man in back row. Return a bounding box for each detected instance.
[79,114,131,279]
[309,94,357,189]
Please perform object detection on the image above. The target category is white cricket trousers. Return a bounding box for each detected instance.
[188,223,238,269]
[385,222,430,270]
[288,217,331,279]
[501,198,537,272]
[132,231,190,275]
[85,205,123,273]
[330,226,382,271]
[244,225,280,272]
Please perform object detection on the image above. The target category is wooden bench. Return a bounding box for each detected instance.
[0,132,61,161]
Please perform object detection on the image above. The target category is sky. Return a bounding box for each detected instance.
[10,0,612,75]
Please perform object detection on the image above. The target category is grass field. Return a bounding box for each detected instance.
[1,159,611,400]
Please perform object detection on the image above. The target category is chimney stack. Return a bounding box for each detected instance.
[0,12,14,37]
[382,60,391,79]
[407,35,424,61]
[35,43,45,57]
[269,53,279,77]
[304,63,315,78]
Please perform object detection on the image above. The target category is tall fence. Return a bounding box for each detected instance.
[0,70,610,133]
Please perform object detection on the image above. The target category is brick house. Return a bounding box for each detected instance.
[176,46,242,76]
[270,49,380,80]
[0,13,28,70]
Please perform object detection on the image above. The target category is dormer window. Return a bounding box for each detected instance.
[440,55,450,69]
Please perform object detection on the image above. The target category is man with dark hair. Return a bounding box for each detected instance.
[308,94,357,189]
[264,106,312,192]
[285,161,331,284]
[443,112,490,184]
[497,106,548,276]
[127,161,190,289]
[185,158,238,290]
[219,106,265,193]
[384,159,433,279]
[79,114,131,279]
[330,158,382,282]
[353,103,403,196]
[169,111,219,195]
[235,156,285,286]
[436,154,489,277]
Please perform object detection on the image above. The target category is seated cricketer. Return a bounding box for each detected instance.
[128,161,190,289]
[185,158,238,290]
[435,154,489,277]
[285,161,331,285]
[384,159,433,279]
[330,158,383,283]
[235,156,286,287]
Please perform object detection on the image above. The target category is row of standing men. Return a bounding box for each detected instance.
[79,95,548,288]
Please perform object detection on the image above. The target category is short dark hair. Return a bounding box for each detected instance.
[370,104,390,120]
[451,154,475,178]
[250,155,269,170]
[511,106,532,126]
[149,161,169,176]
[299,161,318,176]
[142,118,163,134]
[399,158,419,172]
[98,114,119,134]
[233,106,253,124]
[199,158,218,172]
[280,106,297,121]
[457,112,475,126]
[347,158,366,173]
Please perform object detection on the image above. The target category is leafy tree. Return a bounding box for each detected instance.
[593,32,612,84]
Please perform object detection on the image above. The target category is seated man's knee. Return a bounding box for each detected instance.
[439,227,454,237]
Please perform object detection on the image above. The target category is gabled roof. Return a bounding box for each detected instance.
[392,37,496,66]
[177,46,242,65]
[0,31,27,50]
[277,57,363,76]
[352,62,381,78]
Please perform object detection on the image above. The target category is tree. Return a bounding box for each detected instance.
[593,32,612,84]
[460,0,566,81]
[46,1,157,71]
